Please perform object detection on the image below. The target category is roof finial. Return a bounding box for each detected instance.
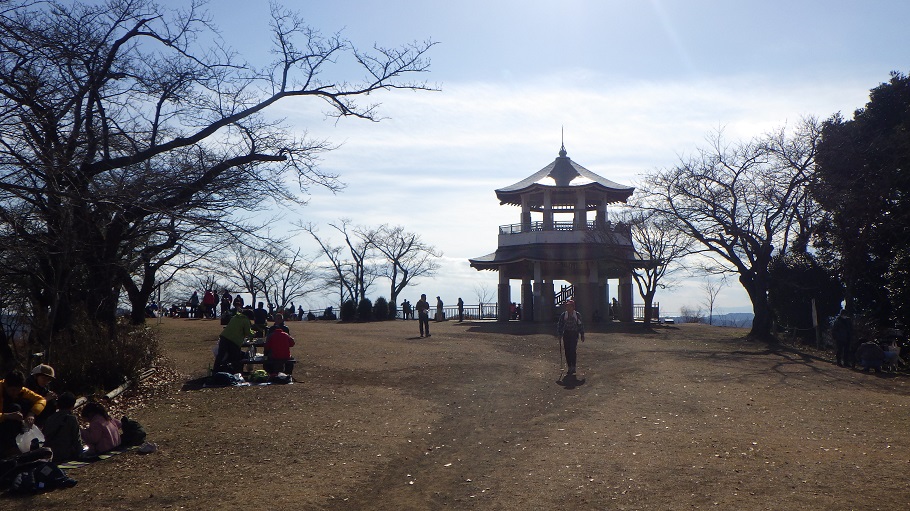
[559,126,567,157]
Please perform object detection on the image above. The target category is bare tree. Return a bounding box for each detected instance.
[303,220,380,306]
[219,243,278,308]
[617,209,694,325]
[265,248,318,311]
[474,282,496,319]
[0,0,435,353]
[701,278,726,326]
[373,225,442,308]
[638,118,821,339]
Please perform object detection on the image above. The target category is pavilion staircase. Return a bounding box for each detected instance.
[554,285,574,308]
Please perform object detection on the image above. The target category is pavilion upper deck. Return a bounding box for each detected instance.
[497,220,632,247]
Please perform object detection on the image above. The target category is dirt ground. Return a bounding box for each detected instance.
[7,316,910,510]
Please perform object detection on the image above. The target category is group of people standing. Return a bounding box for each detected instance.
[832,311,906,372]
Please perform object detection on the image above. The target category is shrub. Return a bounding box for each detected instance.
[48,315,161,394]
[768,251,843,342]
[357,298,373,321]
[388,301,398,320]
[373,297,389,321]
[679,305,705,324]
[340,300,356,322]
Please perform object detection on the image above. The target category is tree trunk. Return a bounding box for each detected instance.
[742,274,773,339]
[643,292,655,325]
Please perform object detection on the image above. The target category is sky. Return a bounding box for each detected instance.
[198,0,910,315]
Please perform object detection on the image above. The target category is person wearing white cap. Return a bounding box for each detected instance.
[556,299,585,375]
[25,364,58,426]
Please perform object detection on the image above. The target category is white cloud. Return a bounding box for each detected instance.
[269,71,874,312]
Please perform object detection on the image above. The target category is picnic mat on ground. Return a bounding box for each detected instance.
[180,374,294,391]
[57,446,138,470]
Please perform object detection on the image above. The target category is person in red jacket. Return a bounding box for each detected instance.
[264,323,296,377]
[202,289,217,319]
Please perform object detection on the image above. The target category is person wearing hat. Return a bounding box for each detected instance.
[556,299,585,375]
[25,364,58,427]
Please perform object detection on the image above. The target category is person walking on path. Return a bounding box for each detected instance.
[416,294,431,337]
[436,296,444,321]
[457,297,464,322]
[556,299,585,375]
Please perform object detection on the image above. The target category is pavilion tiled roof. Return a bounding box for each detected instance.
[495,145,634,206]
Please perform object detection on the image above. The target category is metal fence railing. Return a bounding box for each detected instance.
[297,302,659,322]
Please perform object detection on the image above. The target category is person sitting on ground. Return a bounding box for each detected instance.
[24,364,57,428]
[80,402,121,456]
[42,392,84,463]
[264,323,295,377]
[855,340,885,373]
[0,370,47,457]
[214,309,254,374]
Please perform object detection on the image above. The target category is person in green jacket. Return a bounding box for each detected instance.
[214,309,254,373]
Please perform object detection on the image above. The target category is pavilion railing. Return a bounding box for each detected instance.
[498,220,633,235]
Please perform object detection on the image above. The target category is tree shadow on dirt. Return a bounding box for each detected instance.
[656,342,907,390]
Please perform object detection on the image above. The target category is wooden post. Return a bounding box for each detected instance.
[812,298,821,349]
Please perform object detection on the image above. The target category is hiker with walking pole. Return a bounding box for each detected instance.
[556,299,584,375]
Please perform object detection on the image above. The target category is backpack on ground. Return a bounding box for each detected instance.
[7,461,76,494]
[207,371,245,387]
[120,416,148,447]
[0,448,75,495]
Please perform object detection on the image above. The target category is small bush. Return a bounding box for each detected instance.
[388,301,398,320]
[340,300,356,322]
[49,315,161,394]
[357,298,373,321]
[679,305,705,324]
[373,297,389,321]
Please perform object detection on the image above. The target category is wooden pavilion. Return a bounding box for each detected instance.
[468,144,645,323]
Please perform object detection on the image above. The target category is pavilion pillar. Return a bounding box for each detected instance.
[521,278,533,322]
[575,189,587,230]
[543,190,553,230]
[532,262,544,322]
[543,280,555,323]
[596,197,607,227]
[521,195,531,232]
[498,270,511,321]
[604,280,611,320]
[619,273,634,322]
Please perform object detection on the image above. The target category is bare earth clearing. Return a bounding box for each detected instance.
[8,317,910,510]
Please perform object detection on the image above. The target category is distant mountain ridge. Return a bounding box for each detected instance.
[666,312,753,328]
